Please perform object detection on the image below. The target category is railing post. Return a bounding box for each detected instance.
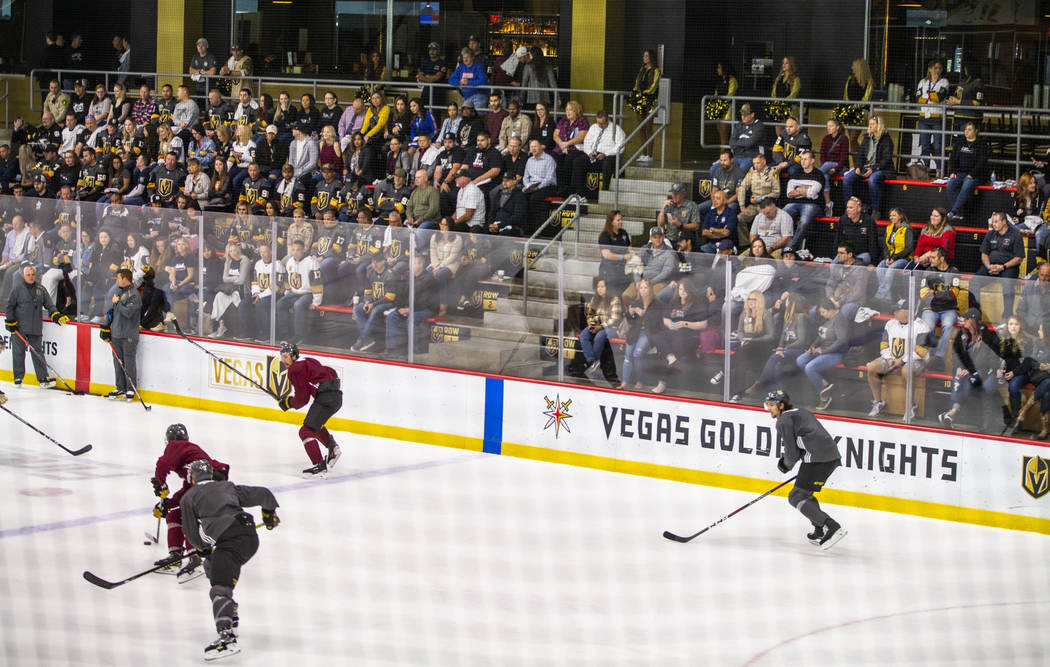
[557,243,565,384]
[904,271,916,425]
[1015,108,1023,182]
[408,232,416,364]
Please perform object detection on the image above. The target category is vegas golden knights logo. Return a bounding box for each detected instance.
[431,326,442,342]
[388,239,402,259]
[586,171,601,191]
[372,280,384,298]
[281,193,291,210]
[544,336,560,359]
[510,248,524,267]
[289,272,302,289]
[697,178,712,199]
[246,188,258,205]
[317,191,331,209]
[891,338,905,358]
[1022,456,1050,499]
[317,237,332,255]
[265,355,291,399]
[470,288,483,308]
[258,273,270,290]
[158,178,173,197]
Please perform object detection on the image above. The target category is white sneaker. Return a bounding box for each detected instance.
[867,400,886,417]
[709,371,724,385]
[637,155,652,163]
[39,379,56,389]
[824,202,834,217]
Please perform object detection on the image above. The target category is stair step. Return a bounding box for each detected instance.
[585,201,658,219]
[483,311,558,333]
[577,215,646,236]
[598,189,667,209]
[530,256,600,275]
[624,165,698,183]
[522,270,597,292]
[610,178,676,195]
[497,298,570,319]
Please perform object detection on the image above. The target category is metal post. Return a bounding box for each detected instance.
[557,243,565,384]
[386,0,394,83]
[197,213,205,336]
[1015,108,1023,182]
[904,272,916,424]
[863,0,871,63]
[270,216,278,345]
[408,233,416,364]
[722,259,731,403]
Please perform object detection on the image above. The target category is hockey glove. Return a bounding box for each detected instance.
[277,396,291,411]
[152,500,169,519]
[262,509,280,530]
[0,392,7,406]
[99,326,111,342]
[213,464,229,481]
[151,478,169,499]
[50,311,70,325]
[5,320,17,333]
[195,546,212,558]
[967,373,982,388]
[777,457,791,474]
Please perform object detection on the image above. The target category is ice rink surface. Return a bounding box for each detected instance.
[0,389,1047,666]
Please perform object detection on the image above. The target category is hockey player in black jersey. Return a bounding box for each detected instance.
[764,389,847,550]
[180,459,280,661]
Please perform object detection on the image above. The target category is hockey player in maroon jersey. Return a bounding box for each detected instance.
[277,342,343,478]
[151,423,230,581]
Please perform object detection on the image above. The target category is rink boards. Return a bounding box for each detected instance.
[5,322,1050,534]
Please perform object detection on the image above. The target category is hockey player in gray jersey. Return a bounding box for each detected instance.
[764,389,847,550]
[180,459,280,661]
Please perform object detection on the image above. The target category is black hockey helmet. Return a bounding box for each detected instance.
[764,389,789,406]
[188,459,213,484]
[165,423,188,442]
[279,341,299,358]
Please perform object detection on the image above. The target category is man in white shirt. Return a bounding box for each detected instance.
[575,110,625,195]
[747,197,794,257]
[449,168,485,231]
[59,113,85,155]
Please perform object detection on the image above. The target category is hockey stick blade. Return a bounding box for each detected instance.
[83,551,194,589]
[67,444,93,456]
[662,530,695,543]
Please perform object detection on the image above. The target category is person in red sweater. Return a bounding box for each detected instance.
[910,206,957,267]
[151,423,230,580]
[277,342,343,478]
[818,118,850,216]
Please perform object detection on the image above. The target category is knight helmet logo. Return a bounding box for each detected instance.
[265,355,291,399]
[586,171,601,191]
[1022,456,1050,499]
[697,178,713,199]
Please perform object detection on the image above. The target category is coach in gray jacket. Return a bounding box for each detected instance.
[5,263,68,387]
[102,267,142,399]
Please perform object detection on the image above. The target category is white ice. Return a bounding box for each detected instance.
[0,389,1047,666]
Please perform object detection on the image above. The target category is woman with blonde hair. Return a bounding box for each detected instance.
[732,291,811,402]
[619,277,660,391]
[916,59,949,172]
[721,289,776,392]
[318,124,343,176]
[156,123,185,165]
[228,123,256,190]
[841,58,873,146]
[579,277,623,380]
[552,99,589,196]
[841,114,895,219]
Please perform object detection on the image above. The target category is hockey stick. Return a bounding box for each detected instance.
[13,330,84,395]
[144,516,161,545]
[0,404,92,455]
[171,318,280,400]
[83,550,196,589]
[106,340,152,411]
[662,475,798,543]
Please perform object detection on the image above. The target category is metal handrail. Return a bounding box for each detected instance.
[28,67,632,124]
[613,102,667,208]
[522,194,583,316]
[700,94,1050,181]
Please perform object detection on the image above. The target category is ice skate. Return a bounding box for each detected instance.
[153,550,182,575]
[818,518,847,550]
[203,630,239,661]
[302,461,328,478]
[325,442,342,470]
[177,553,205,584]
[806,524,824,546]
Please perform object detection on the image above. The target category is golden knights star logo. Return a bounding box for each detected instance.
[1022,456,1050,499]
[541,394,573,438]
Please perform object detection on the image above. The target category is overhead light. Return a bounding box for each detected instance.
[899,3,922,6]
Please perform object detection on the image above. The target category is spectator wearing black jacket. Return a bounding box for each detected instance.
[0,144,22,192]
[842,115,895,219]
[487,171,526,235]
[833,196,881,265]
[720,103,766,173]
[969,211,1025,320]
[945,121,988,222]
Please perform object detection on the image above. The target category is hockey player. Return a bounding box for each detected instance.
[277,342,343,477]
[180,459,280,661]
[764,389,847,550]
[151,423,230,581]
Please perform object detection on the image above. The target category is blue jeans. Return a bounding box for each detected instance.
[1007,374,1029,410]
[818,161,838,193]
[276,293,313,341]
[874,258,911,300]
[622,332,651,385]
[948,372,1000,409]
[842,169,889,214]
[580,327,610,363]
[385,307,433,353]
[783,202,819,250]
[354,301,395,347]
[796,351,843,391]
[1033,377,1050,413]
[757,349,804,390]
[917,118,944,171]
[945,175,976,215]
[920,309,958,359]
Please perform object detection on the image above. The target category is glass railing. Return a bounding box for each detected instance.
[2,192,1046,441]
